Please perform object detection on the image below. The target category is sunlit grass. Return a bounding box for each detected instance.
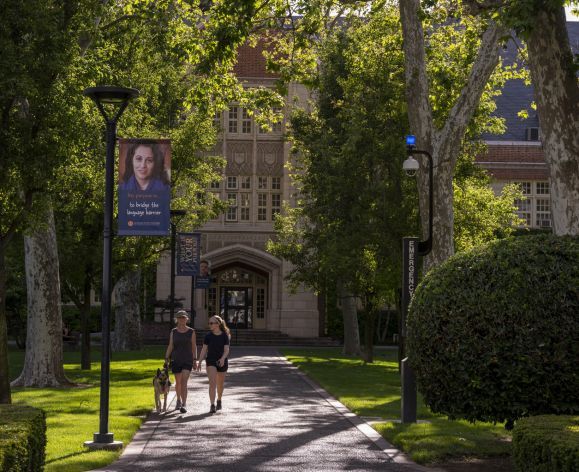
[9,346,167,472]
[282,348,511,465]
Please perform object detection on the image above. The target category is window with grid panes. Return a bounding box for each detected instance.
[241,108,252,134]
[226,193,238,221]
[258,193,267,221]
[256,288,265,319]
[536,182,549,195]
[210,180,220,189]
[258,107,283,134]
[536,198,551,227]
[228,107,238,133]
[271,193,281,219]
[226,176,238,189]
[240,193,251,221]
[240,176,251,189]
[208,287,217,317]
[258,176,268,189]
[513,181,552,228]
[271,177,281,190]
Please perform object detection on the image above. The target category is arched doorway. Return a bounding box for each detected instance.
[207,266,268,329]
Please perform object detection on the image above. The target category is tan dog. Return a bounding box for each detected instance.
[153,366,171,413]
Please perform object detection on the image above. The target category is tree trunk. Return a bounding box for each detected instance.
[339,284,361,356]
[400,0,505,269]
[526,7,579,236]
[112,269,142,352]
[11,204,71,387]
[0,242,11,403]
[80,271,92,370]
[363,305,376,364]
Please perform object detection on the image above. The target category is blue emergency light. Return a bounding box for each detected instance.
[406,135,416,147]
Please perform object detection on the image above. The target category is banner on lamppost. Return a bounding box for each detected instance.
[195,260,211,289]
[176,233,201,276]
[117,138,171,236]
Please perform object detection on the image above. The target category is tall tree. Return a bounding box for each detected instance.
[0,0,99,400]
[464,0,579,235]
[399,0,510,268]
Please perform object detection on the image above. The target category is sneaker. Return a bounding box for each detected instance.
[180,406,187,413]
[176,400,182,410]
[210,404,216,414]
[216,400,222,411]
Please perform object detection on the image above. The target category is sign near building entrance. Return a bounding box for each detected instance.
[176,233,201,276]
[117,138,171,236]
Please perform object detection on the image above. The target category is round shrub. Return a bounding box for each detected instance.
[407,234,579,425]
[512,415,579,471]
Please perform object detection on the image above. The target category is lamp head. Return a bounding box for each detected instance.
[405,134,416,149]
[403,156,419,177]
[83,86,140,105]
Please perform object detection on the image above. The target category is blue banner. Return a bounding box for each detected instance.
[177,233,201,276]
[117,139,171,236]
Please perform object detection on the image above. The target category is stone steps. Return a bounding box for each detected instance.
[141,322,341,347]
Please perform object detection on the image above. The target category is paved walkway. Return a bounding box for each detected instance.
[96,348,438,472]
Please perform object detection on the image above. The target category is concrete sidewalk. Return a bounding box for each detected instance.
[95,347,439,472]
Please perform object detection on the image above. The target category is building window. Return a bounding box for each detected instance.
[208,287,217,317]
[226,193,238,221]
[213,111,221,130]
[258,193,267,221]
[513,181,552,228]
[271,193,281,220]
[241,176,251,189]
[258,107,283,134]
[226,176,238,190]
[242,108,252,134]
[240,193,251,221]
[258,176,268,189]
[210,180,221,189]
[228,107,238,133]
[271,177,281,190]
[536,182,549,195]
[256,288,265,319]
[536,198,552,227]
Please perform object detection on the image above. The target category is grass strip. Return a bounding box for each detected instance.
[282,348,511,465]
[9,346,167,472]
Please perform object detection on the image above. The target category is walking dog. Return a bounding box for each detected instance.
[153,365,171,413]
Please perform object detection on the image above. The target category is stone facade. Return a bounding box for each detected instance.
[155,44,319,337]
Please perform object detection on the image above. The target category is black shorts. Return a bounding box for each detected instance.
[171,362,193,374]
[206,358,228,373]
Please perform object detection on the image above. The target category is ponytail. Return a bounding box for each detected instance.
[213,315,231,337]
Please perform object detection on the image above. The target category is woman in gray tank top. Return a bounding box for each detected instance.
[165,310,197,413]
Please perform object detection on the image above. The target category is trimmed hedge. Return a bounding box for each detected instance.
[407,234,579,425]
[513,415,579,471]
[0,404,46,471]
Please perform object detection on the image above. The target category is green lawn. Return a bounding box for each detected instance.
[8,346,167,472]
[282,348,511,465]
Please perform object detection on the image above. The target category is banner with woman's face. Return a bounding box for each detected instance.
[117,138,171,236]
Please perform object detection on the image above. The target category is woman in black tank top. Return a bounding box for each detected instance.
[165,311,197,413]
[196,315,231,414]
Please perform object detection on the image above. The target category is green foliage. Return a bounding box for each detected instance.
[0,405,46,472]
[269,8,416,306]
[453,178,525,252]
[408,234,579,425]
[512,415,579,472]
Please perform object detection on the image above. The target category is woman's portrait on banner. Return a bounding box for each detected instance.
[119,140,170,192]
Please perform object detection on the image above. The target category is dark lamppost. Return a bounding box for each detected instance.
[170,209,187,323]
[83,86,139,449]
[400,134,433,423]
